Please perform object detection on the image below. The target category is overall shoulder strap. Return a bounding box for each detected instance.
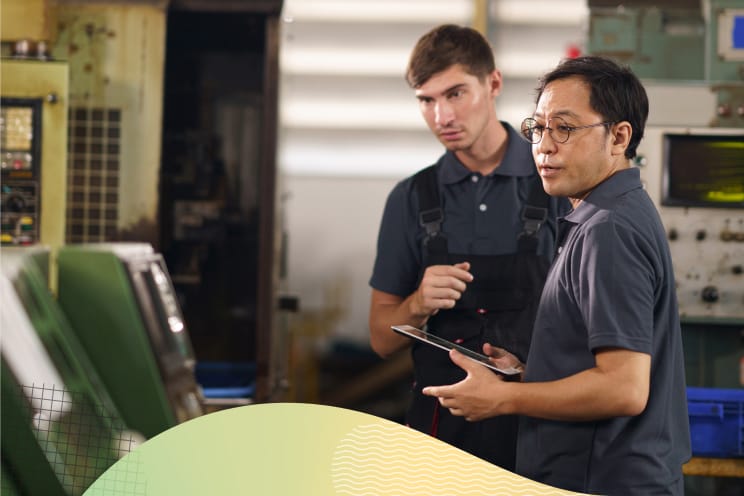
[413,165,448,264]
[518,176,550,252]
[414,165,442,237]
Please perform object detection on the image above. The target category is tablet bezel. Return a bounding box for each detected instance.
[391,324,521,376]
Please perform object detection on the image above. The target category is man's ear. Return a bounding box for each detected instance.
[489,69,503,97]
[611,121,632,156]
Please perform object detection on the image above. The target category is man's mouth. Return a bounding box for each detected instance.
[439,129,463,141]
[539,163,561,177]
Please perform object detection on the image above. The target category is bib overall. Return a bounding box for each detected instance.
[407,165,552,470]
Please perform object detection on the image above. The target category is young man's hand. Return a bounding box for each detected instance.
[410,261,472,318]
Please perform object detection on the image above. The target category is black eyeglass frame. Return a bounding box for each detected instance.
[520,116,614,144]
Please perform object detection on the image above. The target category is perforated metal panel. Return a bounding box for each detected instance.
[66,106,120,243]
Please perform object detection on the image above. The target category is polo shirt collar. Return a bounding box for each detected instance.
[566,167,643,224]
[439,121,534,185]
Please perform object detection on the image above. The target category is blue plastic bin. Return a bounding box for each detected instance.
[687,387,744,458]
[195,361,256,399]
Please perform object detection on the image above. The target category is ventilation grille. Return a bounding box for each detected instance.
[66,107,121,243]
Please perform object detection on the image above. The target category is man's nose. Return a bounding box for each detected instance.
[536,128,557,154]
[434,101,454,127]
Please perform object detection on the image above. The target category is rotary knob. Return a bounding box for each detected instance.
[3,195,25,212]
[700,286,719,303]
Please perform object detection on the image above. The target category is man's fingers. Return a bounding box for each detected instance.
[453,261,472,275]
[483,343,523,371]
[428,273,469,293]
[483,343,507,357]
[422,385,446,397]
[425,264,473,284]
[422,285,465,302]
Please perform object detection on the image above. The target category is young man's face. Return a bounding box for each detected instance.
[414,64,499,152]
[532,76,624,204]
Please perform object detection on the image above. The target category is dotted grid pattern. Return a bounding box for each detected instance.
[66,107,121,243]
[3,383,144,496]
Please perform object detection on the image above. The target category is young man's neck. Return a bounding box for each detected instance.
[455,120,508,175]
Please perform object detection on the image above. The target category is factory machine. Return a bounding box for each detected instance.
[56,243,205,439]
[2,6,269,492]
[637,128,743,321]
[1,248,140,495]
[635,125,743,388]
[589,0,744,487]
[0,58,67,252]
[2,18,203,490]
[1,242,205,494]
[1,57,68,293]
[589,0,744,390]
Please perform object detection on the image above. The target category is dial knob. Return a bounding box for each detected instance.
[701,286,719,303]
[3,195,25,213]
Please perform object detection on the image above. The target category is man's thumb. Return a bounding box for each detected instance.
[449,348,476,371]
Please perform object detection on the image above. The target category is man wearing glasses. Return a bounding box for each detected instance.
[423,56,691,495]
[368,24,570,469]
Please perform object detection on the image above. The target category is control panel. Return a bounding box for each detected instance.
[1,98,43,246]
[636,127,744,322]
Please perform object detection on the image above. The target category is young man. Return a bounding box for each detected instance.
[368,24,569,469]
[423,56,691,494]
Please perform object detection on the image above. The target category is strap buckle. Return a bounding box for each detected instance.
[520,206,547,237]
[419,207,443,237]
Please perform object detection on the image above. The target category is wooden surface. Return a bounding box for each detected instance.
[683,457,744,477]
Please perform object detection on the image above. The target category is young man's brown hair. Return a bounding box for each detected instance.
[405,24,496,88]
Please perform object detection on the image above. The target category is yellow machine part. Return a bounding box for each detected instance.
[0,0,58,42]
[1,59,69,291]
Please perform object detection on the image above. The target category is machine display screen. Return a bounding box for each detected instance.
[662,134,744,209]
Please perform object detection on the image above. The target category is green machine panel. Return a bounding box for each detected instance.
[56,243,203,440]
[1,248,135,495]
[588,4,706,80]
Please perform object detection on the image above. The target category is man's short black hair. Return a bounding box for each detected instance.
[535,56,649,159]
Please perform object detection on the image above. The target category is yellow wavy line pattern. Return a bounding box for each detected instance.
[331,423,587,496]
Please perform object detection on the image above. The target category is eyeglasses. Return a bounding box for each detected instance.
[520,116,613,144]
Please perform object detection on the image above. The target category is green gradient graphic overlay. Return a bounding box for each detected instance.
[84,403,587,496]
[85,403,366,495]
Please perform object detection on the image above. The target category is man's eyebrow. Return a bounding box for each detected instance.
[416,83,467,100]
[533,109,581,120]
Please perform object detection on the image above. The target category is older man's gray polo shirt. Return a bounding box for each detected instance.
[516,167,691,495]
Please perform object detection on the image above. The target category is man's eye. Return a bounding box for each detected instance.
[533,125,546,132]
[556,125,572,132]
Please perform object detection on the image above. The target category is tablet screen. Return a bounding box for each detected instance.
[391,325,521,376]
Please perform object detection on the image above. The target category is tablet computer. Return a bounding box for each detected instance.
[391,324,521,376]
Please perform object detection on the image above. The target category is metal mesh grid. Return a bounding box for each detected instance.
[3,382,143,495]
